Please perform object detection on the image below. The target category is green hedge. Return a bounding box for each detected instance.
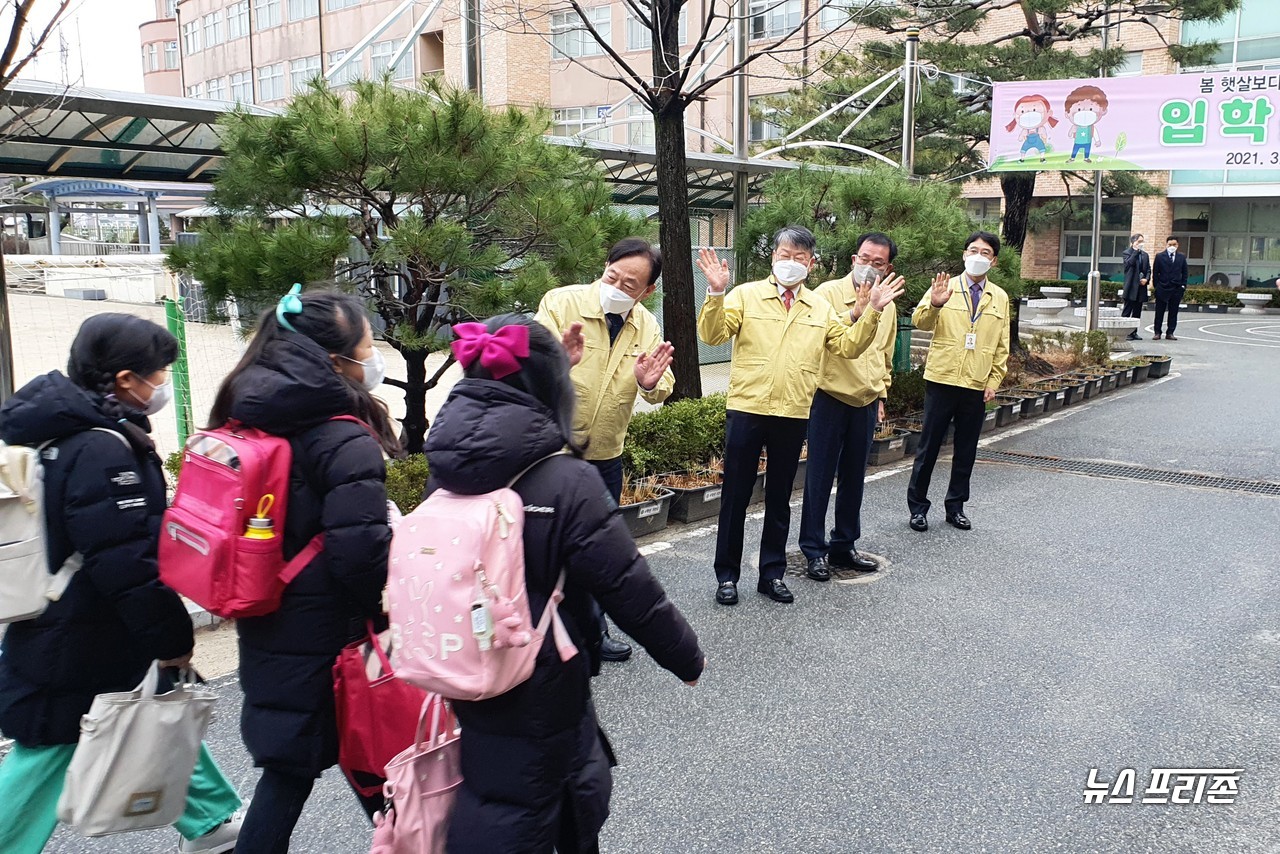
[1024,279,1088,300]
[622,393,727,478]
[885,367,926,419]
[386,454,430,514]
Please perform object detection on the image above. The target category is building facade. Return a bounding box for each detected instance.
[140,1,1280,287]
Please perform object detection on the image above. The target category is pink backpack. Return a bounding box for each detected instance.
[388,453,577,701]
[159,417,364,619]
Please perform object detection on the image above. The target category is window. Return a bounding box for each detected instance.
[165,41,179,68]
[626,8,687,50]
[288,0,319,19]
[1112,51,1143,77]
[186,82,204,99]
[146,43,159,71]
[749,0,801,40]
[181,21,201,55]
[207,77,227,100]
[551,8,610,59]
[820,0,894,30]
[372,41,414,80]
[230,70,253,102]
[1184,3,1280,68]
[203,11,224,47]
[628,102,653,146]
[328,50,362,84]
[228,2,250,39]
[291,55,321,92]
[966,198,1002,226]
[257,63,285,101]
[326,0,360,9]
[552,106,609,140]
[254,0,281,30]
[164,0,177,17]
[749,95,783,142]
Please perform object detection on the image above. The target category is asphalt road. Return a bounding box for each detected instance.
[42,312,1280,853]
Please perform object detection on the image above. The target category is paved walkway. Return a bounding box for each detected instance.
[39,311,1280,852]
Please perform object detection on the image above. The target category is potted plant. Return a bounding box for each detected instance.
[1117,357,1152,383]
[868,423,909,467]
[1058,374,1086,406]
[888,415,924,457]
[1099,368,1120,392]
[793,442,809,492]
[618,476,675,538]
[980,402,1000,433]
[1030,379,1067,412]
[1006,388,1047,418]
[1146,354,1172,378]
[655,467,724,524]
[993,395,1021,427]
[1066,370,1103,399]
[709,455,766,506]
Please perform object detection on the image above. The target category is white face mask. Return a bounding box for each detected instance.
[1018,111,1044,129]
[1168,247,1177,256]
[964,255,993,278]
[851,263,883,288]
[343,348,386,391]
[599,283,637,316]
[1074,110,1098,127]
[130,374,172,417]
[772,259,809,286]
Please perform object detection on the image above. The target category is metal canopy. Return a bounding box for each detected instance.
[0,80,272,183]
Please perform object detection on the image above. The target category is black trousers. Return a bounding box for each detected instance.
[237,767,382,854]
[587,456,623,505]
[907,381,985,517]
[1121,297,1144,319]
[714,410,807,584]
[1153,289,1183,334]
[799,390,877,560]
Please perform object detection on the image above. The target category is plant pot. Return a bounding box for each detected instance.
[1202,303,1229,314]
[1114,366,1132,387]
[868,428,909,467]
[1060,381,1084,406]
[1034,385,1066,412]
[1130,362,1151,383]
[658,477,724,524]
[890,420,923,456]
[1068,374,1101,399]
[1100,371,1119,392]
[1146,356,1172,378]
[980,406,1000,434]
[993,397,1021,427]
[1009,390,1046,417]
[619,487,674,538]
[793,458,808,493]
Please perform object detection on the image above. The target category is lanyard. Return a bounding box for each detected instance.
[961,280,985,327]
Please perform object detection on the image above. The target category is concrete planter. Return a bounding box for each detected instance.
[1238,292,1272,314]
[1040,286,1073,300]
[1027,298,1071,326]
[1098,316,1140,352]
[619,487,674,538]
[868,428,909,467]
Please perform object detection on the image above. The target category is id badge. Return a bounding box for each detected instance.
[965,332,977,350]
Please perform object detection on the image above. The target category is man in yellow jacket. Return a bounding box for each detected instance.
[799,232,900,582]
[536,237,673,661]
[908,230,1011,532]
[697,226,903,606]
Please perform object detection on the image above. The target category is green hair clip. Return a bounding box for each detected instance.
[276,283,303,333]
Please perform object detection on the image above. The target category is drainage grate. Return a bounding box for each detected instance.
[977,450,1280,497]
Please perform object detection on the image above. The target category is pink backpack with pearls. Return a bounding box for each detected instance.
[387,453,577,701]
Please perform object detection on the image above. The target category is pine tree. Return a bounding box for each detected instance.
[168,78,644,453]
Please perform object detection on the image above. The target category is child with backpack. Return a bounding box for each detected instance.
[420,314,705,853]
[206,288,399,852]
[0,314,242,854]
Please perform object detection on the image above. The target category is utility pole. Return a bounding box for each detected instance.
[0,241,13,403]
[731,0,749,241]
[900,27,919,176]
[1086,3,1111,333]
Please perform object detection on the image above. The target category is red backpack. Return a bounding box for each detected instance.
[159,417,365,619]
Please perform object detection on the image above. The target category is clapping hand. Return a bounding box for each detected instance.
[696,248,731,295]
[635,342,674,391]
[561,322,585,368]
[869,273,906,310]
[929,272,951,307]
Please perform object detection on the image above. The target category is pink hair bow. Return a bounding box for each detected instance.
[451,322,530,380]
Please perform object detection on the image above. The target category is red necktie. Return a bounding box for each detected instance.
[782,290,794,312]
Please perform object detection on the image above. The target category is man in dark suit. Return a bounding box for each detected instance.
[1151,235,1188,341]
[1121,234,1151,340]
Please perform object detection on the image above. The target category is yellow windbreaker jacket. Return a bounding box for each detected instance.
[911,276,1011,392]
[812,273,898,409]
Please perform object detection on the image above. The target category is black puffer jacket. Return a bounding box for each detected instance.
[424,380,703,853]
[0,372,192,746]
[228,334,390,779]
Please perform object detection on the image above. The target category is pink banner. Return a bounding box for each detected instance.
[988,70,1280,172]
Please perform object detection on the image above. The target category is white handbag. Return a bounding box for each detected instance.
[57,662,217,837]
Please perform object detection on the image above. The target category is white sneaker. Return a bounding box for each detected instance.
[178,813,243,854]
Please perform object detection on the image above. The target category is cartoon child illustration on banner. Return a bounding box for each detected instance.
[1005,94,1059,163]
[1065,85,1109,163]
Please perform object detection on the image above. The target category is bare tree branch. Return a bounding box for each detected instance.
[1,0,72,91]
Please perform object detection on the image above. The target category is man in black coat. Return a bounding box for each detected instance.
[1151,235,1189,341]
[1121,233,1151,340]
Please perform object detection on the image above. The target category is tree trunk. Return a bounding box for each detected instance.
[401,349,429,455]
[654,99,703,402]
[1000,172,1037,356]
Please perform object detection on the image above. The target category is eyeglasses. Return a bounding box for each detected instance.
[964,247,996,259]
[854,254,889,271]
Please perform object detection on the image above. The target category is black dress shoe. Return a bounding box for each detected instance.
[715,582,738,606]
[1153,333,1162,340]
[756,579,794,603]
[805,557,831,582]
[945,512,972,530]
[829,550,878,572]
[1165,334,1177,341]
[600,633,632,662]
[909,514,928,532]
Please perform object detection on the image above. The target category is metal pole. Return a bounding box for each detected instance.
[0,241,14,403]
[163,296,193,449]
[731,0,749,248]
[900,27,919,176]
[462,0,482,97]
[1086,3,1111,333]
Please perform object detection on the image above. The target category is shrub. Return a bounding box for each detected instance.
[1183,287,1237,306]
[885,366,926,419]
[1085,330,1111,366]
[622,394,727,478]
[386,454,430,514]
[164,450,184,484]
